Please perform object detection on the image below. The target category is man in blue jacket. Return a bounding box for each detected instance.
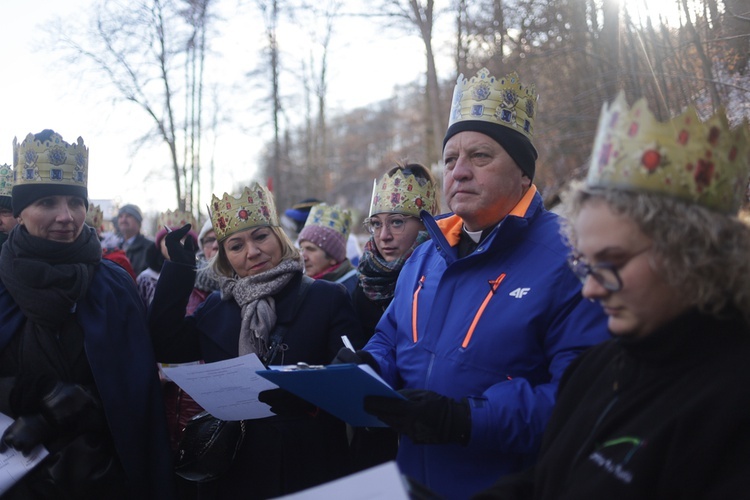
[338,68,609,499]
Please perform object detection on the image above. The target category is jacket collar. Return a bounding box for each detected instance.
[422,185,541,262]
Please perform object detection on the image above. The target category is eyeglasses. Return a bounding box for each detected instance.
[363,216,419,235]
[567,246,651,292]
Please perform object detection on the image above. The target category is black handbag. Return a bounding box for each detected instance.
[174,411,246,482]
[173,275,314,482]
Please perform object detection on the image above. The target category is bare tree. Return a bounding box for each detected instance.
[51,0,215,215]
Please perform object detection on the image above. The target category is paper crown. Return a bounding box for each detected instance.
[448,68,538,141]
[369,169,439,217]
[86,203,104,231]
[159,208,197,231]
[587,92,750,214]
[304,203,352,240]
[0,164,12,198]
[210,182,279,241]
[13,132,88,188]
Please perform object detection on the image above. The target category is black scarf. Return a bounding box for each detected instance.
[357,231,430,304]
[0,225,102,328]
[0,226,102,409]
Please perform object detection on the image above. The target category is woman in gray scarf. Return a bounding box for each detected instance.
[149,182,364,499]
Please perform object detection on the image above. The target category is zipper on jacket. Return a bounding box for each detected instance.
[461,273,506,348]
[412,276,426,343]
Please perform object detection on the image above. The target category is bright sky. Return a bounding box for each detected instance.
[0,0,445,221]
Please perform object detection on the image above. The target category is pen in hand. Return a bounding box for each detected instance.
[341,335,355,351]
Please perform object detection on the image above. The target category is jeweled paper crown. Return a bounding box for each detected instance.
[86,203,104,232]
[448,68,538,141]
[587,92,750,214]
[0,164,12,198]
[305,203,352,240]
[210,182,279,241]
[13,132,88,187]
[369,170,439,217]
[159,209,197,231]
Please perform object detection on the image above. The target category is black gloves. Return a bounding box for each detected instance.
[0,382,104,456]
[165,223,197,266]
[0,414,54,455]
[258,388,318,417]
[331,347,380,374]
[364,389,471,445]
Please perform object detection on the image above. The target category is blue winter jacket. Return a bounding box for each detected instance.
[0,260,175,499]
[364,187,609,499]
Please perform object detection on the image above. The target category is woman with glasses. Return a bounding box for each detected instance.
[476,94,750,498]
[344,162,439,473]
[354,162,440,339]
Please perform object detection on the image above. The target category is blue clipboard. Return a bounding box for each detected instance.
[256,363,405,427]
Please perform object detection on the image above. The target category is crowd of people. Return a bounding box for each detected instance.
[0,64,748,500]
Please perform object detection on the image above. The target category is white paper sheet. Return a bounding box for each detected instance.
[160,353,278,421]
[0,413,48,495]
[272,461,410,500]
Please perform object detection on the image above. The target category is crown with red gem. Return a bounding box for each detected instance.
[0,164,12,199]
[86,203,104,232]
[159,208,198,231]
[369,169,439,217]
[209,182,279,241]
[587,92,750,214]
[448,68,538,142]
[13,132,88,188]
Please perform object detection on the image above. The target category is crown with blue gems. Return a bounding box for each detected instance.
[13,132,88,188]
[369,169,439,217]
[209,182,279,241]
[448,68,538,142]
[159,208,197,231]
[304,203,352,240]
[0,164,12,198]
[587,92,750,214]
[86,203,104,232]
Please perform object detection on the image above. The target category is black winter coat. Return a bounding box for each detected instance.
[476,309,750,500]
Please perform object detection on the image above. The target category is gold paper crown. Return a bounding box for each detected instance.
[0,164,12,198]
[448,68,538,141]
[13,132,88,187]
[159,209,197,231]
[86,203,104,231]
[210,182,279,241]
[587,92,750,214]
[304,203,352,240]
[369,170,439,217]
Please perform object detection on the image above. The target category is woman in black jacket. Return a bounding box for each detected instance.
[149,182,364,499]
[476,94,750,499]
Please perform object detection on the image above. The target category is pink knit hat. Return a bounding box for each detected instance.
[299,225,346,263]
[298,203,352,263]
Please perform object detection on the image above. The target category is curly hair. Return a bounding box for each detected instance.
[211,225,300,278]
[560,181,750,325]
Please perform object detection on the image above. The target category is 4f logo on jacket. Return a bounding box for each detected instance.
[509,287,530,298]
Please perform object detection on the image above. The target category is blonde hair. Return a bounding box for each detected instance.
[561,181,750,325]
[211,225,300,278]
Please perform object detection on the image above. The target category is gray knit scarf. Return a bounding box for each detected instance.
[219,256,304,357]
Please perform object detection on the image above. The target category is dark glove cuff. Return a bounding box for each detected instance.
[451,399,472,445]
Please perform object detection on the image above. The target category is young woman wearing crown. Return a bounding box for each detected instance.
[149,182,364,498]
[0,130,174,498]
[476,94,750,498]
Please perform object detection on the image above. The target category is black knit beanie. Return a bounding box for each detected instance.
[443,121,538,180]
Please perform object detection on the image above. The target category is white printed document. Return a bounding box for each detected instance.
[160,353,278,421]
[0,413,48,495]
[273,461,410,499]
